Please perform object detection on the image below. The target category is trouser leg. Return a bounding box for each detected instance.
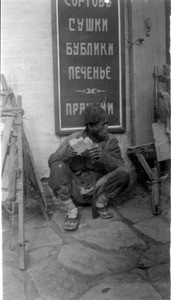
[48,161,77,214]
[49,161,80,230]
[95,167,130,207]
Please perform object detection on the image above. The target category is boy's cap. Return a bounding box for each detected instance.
[83,104,109,125]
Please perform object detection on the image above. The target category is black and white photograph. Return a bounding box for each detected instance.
[1,0,170,299]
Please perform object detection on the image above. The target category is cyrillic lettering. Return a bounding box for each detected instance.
[106,0,112,7]
[95,19,101,31]
[102,19,108,31]
[106,66,111,79]
[108,103,113,114]
[86,19,93,31]
[87,43,93,55]
[75,66,80,79]
[101,43,107,55]
[93,67,99,79]
[65,102,114,116]
[66,43,72,55]
[94,43,100,55]
[87,66,92,79]
[80,43,86,55]
[64,0,70,6]
[69,18,75,31]
[66,103,72,115]
[68,66,74,79]
[108,43,114,55]
[100,67,106,80]
[77,18,84,31]
[72,0,77,7]
[79,103,86,114]
[73,103,79,114]
[80,67,87,79]
[99,0,104,7]
[73,43,79,55]
[68,66,111,80]
[64,0,111,8]
[92,0,98,7]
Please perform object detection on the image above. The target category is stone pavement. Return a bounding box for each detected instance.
[2,182,170,300]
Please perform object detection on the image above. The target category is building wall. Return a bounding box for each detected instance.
[2,0,58,178]
[1,0,166,180]
[129,0,166,145]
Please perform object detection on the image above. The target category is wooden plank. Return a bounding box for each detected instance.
[135,153,153,180]
[130,0,166,145]
[152,122,171,162]
[131,0,151,144]
[127,142,154,154]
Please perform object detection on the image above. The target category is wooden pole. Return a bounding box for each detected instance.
[1,116,15,174]
[6,136,18,202]
[16,96,25,270]
[0,74,17,107]
[127,0,136,146]
[151,167,160,215]
[153,66,159,122]
[1,74,8,89]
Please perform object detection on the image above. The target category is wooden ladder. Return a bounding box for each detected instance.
[1,75,49,270]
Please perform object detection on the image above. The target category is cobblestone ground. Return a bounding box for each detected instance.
[2,181,170,300]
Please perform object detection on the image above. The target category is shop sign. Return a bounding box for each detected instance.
[52,0,125,134]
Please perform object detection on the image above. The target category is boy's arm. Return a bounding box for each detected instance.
[100,137,124,171]
[48,132,82,167]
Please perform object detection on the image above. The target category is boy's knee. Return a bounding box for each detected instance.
[121,168,130,184]
[113,167,130,186]
[55,161,67,170]
[119,168,130,186]
[48,161,73,192]
[52,161,72,177]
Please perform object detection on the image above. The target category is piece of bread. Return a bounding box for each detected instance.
[69,137,93,154]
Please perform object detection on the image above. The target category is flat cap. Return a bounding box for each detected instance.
[83,104,108,125]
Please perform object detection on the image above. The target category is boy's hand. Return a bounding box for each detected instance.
[89,145,102,160]
[66,146,77,158]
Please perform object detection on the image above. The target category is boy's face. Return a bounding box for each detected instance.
[88,119,108,140]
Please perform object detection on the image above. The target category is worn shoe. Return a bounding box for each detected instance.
[97,207,113,219]
[63,208,79,231]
